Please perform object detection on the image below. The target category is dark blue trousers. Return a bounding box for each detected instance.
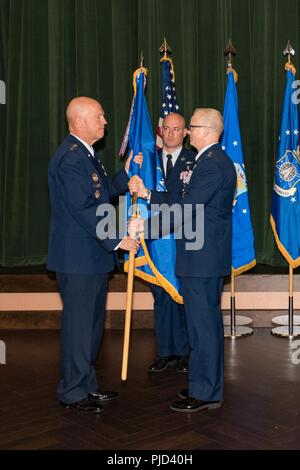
[56,272,108,404]
[181,277,224,401]
[150,284,189,357]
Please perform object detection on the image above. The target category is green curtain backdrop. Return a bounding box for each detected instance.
[1,0,300,266]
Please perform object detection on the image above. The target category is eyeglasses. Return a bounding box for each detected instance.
[188,125,216,131]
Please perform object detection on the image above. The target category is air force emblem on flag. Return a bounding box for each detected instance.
[270,64,300,268]
[233,163,247,204]
[274,150,300,198]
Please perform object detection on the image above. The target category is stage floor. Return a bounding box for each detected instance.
[0,328,300,450]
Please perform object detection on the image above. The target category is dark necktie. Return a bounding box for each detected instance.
[166,154,173,179]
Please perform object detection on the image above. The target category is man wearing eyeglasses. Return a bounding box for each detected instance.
[148,113,195,375]
[129,108,236,413]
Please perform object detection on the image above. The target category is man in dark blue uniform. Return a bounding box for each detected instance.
[48,96,140,413]
[129,108,236,412]
[148,113,195,374]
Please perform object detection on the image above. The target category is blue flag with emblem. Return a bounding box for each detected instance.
[120,67,182,302]
[270,62,300,267]
[221,67,256,275]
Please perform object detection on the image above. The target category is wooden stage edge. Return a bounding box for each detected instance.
[1,291,300,311]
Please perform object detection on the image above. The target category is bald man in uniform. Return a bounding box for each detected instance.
[48,97,140,413]
[129,108,236,412]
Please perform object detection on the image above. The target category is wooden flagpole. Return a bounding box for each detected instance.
[121,191,138,381]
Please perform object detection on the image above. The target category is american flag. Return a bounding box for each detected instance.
[156,57,179,149]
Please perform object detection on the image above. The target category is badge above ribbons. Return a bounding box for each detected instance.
[92,173,99,182]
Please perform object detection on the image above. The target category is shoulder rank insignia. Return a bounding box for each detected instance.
[69,144,78,151]
[207,151,213,158]
[92,173,99,182]
[181,156,186,161]
[95,190,101,199]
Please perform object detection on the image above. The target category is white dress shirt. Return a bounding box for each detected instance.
[162,146,182,176]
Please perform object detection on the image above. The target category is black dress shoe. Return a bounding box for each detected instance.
[176,355,189,373]
[60,397,103,413]
[178,388,188,399]
[88,390,118,401]
[170,397,222,413]
[148,355,178,373]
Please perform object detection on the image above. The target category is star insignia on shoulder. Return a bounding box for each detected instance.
[69,144,78,151]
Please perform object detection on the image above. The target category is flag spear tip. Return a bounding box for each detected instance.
[224,38,237,54]
[224,38,237,65]
[140,51,144,68]
[159,38,172,58]
[283,40,295,57]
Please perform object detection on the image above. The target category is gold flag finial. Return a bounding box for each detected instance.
[283,40,295,64]
[140,51,144,68]
[283,41,296,74]
[224,38,237,67]
[159,37,172,58]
